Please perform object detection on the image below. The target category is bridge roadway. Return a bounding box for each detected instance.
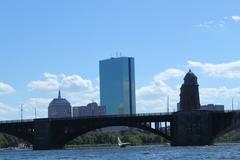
[1,110,240,150]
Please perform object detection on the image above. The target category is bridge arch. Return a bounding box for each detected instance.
[212,111,240,142]
[65,125,170,145]
[213,120,240,142]
[0,114,173,150]
[0,132,32,147]
[51,119,172,147]
[0,121,34,145]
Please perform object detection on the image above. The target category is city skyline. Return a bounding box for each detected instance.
[1,1,240,120]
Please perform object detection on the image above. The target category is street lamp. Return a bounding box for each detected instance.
[20,104,23,121]
[34,107,37,119]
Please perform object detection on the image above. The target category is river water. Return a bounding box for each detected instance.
[0,143,240,160]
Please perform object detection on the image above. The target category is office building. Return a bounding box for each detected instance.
[73,102,106,117]
[99,57,136,115]
[48,90,72,118]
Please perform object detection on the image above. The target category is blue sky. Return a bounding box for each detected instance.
[1,0,240,120]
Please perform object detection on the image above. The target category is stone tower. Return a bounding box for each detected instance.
[180,69,200,111]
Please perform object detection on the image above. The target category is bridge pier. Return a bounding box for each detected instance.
[33,119,64,150]
[171,111,213,146]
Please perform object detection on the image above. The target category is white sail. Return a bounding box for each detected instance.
[117,137,131,147]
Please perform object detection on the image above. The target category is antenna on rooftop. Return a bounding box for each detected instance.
[58,90,61,99]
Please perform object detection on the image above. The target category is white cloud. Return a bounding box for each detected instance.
[65,90,99,107]
[23,98,52,118]
[195,20,225,29]
[195,21,214,28]
[196,15,240,29]
[0,98,52,120]
[23,62,240,117]
[0,102,18,114]
[0,102,18,120]
[61,74,94,91]
[153,68,185,81]
[0,82,15,95]
[27,72,94,92]
[199,87,240,110]
[24,98,52,107]
[27,73,59,91]
[188,60,240,78]
[27,72,99,109]
[136,69,184,113]
[136,66,240,113]
[137,69,184,97]
[232,16,240,22]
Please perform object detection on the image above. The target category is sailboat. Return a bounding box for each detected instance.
[117,137,131,147]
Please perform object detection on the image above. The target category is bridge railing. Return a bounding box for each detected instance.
[223,110,240,113]
[0,119,33,124]
[1,110,240,123]
[62,112,174,121]
[0,112,173,123]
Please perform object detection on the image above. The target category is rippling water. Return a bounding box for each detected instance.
[0,143,240,160]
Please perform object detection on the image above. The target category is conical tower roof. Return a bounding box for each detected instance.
[183,69,198,85]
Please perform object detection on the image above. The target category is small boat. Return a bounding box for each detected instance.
[118,137,131,147]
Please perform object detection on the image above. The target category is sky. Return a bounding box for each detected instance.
[1,0,240,120]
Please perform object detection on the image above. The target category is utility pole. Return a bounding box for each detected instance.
[21,104,23,121]
[34,107,37,119]
[238,100,240,110]
[232,97,234,111]
[167,96,169,113]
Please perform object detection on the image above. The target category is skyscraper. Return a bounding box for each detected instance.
[99,57,136,115]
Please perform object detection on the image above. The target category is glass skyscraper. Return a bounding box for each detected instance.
[99,57,136,115]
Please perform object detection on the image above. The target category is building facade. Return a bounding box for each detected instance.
[73,102,106,117]
[48,91,72,118]
[201,104,224,111]
[99,57,136,115]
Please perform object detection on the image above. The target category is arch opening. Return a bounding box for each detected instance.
[64,125,170,147]
[0,132,31,148]
[214,127,240,143]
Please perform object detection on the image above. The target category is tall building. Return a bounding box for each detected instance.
[99,57,136,115]
[48,90,72,118]
[73,102,106,117]
[180,69,201,111]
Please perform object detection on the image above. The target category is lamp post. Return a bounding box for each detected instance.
[21,104,23,121]
[34,107,37,119]
[167,96,169,113]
